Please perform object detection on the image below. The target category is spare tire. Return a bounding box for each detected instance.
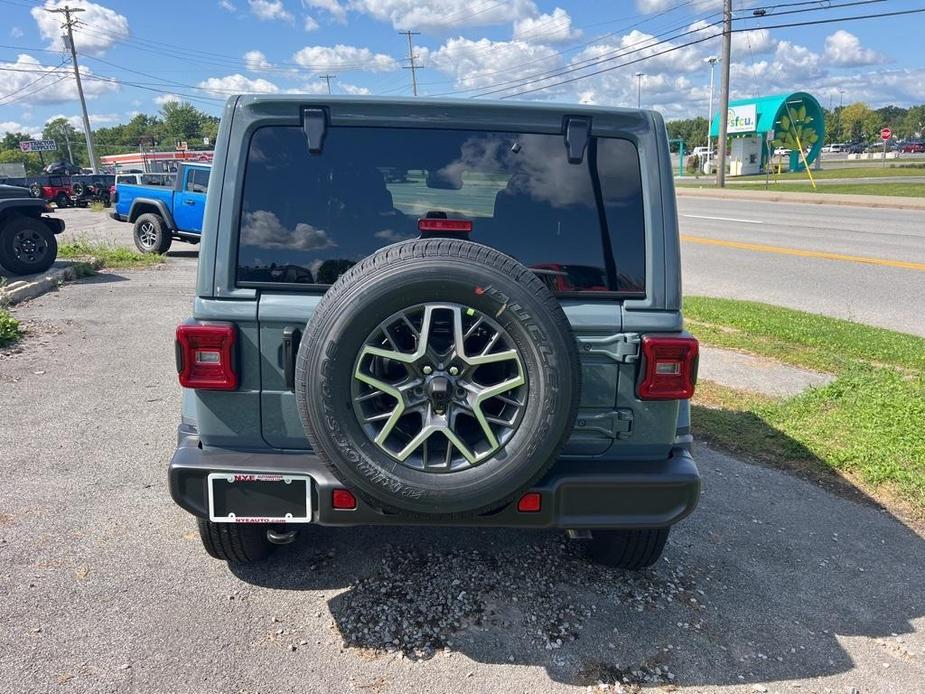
[295,239,581,516]
[71,181,86,197]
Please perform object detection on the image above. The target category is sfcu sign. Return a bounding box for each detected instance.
[727,104,757,134]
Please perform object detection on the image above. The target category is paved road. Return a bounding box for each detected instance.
[1,258,923,693]
[677,197,925,336]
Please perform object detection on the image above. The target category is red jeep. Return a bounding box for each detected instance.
[29,176,73,208]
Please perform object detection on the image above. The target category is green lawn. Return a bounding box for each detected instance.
[58,240,164,269]
[745,165,925,181]
[678,181,925,197]
[685,297,925,517]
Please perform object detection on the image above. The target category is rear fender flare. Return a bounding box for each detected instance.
[128,198,176,230]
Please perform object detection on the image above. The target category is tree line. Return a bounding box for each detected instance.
[2,100,923,175]
[0,101,219,175]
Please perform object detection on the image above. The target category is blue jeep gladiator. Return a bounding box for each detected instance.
[110,162,210,253]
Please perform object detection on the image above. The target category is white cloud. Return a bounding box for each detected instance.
[154,93,182,106]
[0,120,26,135]
[426,37,560,92]
[218,0,236,10]
[732,28,774,55]
[513,7,580,44]
[636,0,720,11]
[31,0,130,56]
[291,44,398,71]
[241,210,335,251]
[303,14,319,31]
[350,0,537,31]
[197,73,280,96]
[0,54,118,105]
[47,112,119,131]
[303,0,347,23]
[823,30,885,68]
[244,50,273,72]
[340,82,371,95]
[248,0,293,22]
[10,26,24,38]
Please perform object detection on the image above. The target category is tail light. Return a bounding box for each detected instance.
[638,336,698,400]
[418,218,472,233]
[175,323,237,390]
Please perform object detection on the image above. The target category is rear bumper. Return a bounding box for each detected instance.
[169,425,701,529]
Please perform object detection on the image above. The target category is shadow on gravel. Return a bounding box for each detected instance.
[165,250,199,259]
[231,450,925,690]
[74,273,129,285]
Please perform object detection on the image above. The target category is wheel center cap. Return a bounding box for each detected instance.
[427,375,452,407]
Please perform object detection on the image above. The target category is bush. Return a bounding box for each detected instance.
[0,308,21,346]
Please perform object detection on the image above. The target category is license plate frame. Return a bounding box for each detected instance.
[207,473,312,523]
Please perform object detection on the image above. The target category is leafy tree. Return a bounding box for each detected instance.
[837,102,880,143]
[901,105,925,139]
[42,117,84,165]
[160,101,202,145]
[666,116,709,151]
[0,148,43,175]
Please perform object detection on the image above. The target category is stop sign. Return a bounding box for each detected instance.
[881,127,892,140]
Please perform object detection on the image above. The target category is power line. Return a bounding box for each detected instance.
[399,30,420,96]
[469,0,891,100]
[46,4,98,173]
[497,4,923,100]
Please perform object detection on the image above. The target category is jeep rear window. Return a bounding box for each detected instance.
[236,126,646,294]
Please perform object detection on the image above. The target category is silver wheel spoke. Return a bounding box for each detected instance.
[352,302,527,472]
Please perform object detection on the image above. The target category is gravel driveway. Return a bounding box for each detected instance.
[0,254,922,694]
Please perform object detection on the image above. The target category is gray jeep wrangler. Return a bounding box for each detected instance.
[169,96,700,570]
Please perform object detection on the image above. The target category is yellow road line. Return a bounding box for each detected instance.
[680,234,925,272]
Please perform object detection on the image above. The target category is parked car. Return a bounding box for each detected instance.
[43,160,82,175]
[110,163,208,253]
[821,143,846,153]
[900,141,925,153]
[27,176,73,208]
[70,174,115,207]
[845,142,866,154]
[0,184,65,274]
[169,96,701,570]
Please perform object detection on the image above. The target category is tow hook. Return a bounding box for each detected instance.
[267,528,298,545]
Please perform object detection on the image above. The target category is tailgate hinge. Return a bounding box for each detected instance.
[581,333,640,363]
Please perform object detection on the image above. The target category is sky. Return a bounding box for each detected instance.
[1,0,923,138]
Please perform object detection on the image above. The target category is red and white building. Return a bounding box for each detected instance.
[99,150,213,173]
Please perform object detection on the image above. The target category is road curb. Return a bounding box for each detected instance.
[1,258,103,306]
[675,186,925,210]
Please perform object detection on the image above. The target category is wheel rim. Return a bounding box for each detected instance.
[138,222,157,248]
[12,229,49,266]
[351,302,527,472]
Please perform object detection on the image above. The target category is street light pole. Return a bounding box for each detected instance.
[705,56,719,175]
[837,89,846,141]
[634,72,645,108]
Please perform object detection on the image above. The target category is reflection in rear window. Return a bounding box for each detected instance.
[236,126,646,294]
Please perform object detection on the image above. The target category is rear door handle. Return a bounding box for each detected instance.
[282,326,302,391]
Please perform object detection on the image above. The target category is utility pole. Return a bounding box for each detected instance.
[715,0,732,187]
[705,56,719,175]
[319,74,336,95]
[62,125,74,164]
[399,30,420,96]
[47,5,98,173]
[634,72,645,108]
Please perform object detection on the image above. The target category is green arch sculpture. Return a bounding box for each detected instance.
[710,92,826,172]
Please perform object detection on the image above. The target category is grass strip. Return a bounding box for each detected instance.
[677,181,925,197]
[58,239,163,269]
[686,297,925,517]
